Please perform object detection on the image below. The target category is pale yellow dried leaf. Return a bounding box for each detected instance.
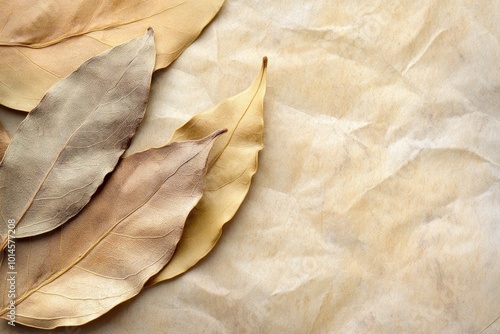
[0,131,223,329]
[147,58,267,285]
[0,30,155,248]
[0,0,225,111]
[0,121,8,161]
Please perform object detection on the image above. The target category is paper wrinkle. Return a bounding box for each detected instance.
[0,0,499,333]
[401,28,449,75]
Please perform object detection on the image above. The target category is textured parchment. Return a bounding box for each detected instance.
[0,0,498,333]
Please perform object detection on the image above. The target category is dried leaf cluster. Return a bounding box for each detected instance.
[0,2,267,329]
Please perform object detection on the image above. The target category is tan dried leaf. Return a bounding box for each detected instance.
[148,57,267,284]
[0,121,9,161]
[0,131,224,329]
[0,29,156,248]
[0,0,225,111]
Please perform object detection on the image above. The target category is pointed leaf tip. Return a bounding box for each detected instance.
[212,128,228,138]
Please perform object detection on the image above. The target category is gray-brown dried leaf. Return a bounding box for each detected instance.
[0,131,224,329]
[0,29,156,248]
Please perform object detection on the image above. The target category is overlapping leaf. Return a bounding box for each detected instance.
[148,57,267,284]
[0,121,8,161]
[0,0,266,327]
[0,29,156,249]
[0,131,224,329]
[0,0,225,111]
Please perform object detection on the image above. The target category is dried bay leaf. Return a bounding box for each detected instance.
[0,131,224,329]
[0,121,9,161]
[147,57,267,284]
[0,29,156,248]
[0,0,225,111]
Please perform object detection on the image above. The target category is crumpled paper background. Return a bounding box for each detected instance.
[0,0,499,333]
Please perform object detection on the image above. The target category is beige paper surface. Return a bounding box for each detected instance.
[0,0,499,332]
